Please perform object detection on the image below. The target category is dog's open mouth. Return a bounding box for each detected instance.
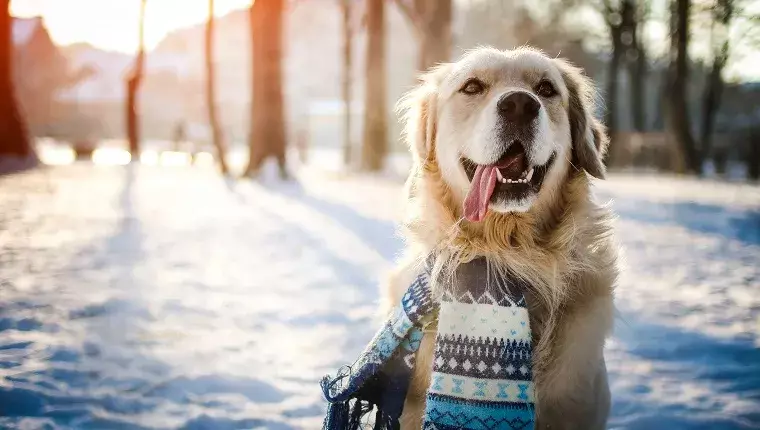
[460,141,554,222]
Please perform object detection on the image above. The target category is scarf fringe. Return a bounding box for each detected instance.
[323,399,400,430]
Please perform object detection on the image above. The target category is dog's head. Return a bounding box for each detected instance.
[401,47,608,226]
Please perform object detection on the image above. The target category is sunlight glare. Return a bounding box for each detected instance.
[12,0,254,53]
[140,150,160,165]
[92,148,132,166]
[192,152,215,167]
[159,151,193,167]
[38,146,75,166]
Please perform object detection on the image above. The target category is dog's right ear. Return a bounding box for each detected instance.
[397,65,448,165]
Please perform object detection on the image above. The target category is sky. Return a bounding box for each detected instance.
[11,0,252,53]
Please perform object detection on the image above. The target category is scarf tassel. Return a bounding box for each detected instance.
[323,398,399,430]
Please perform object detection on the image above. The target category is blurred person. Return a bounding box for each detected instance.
[173,121,186,153]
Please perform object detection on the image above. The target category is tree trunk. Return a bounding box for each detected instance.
[245,0,287,178]
[700,50,726,165]
[700,0,732,167]
[653,69,668,131]
[605,27,622,160]
[126,0,146,159]
[629,47,647,131]
[206,0,229,174]
[361,0,388,172]
[0,0,31,158]
[341,0,352,167]
[628,1,647,132]
[748,131,760,181]
[395,0,453,72]
[667,0,700,174]
[416,0,452,71]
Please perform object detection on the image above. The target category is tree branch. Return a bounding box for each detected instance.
[392,0,423,35]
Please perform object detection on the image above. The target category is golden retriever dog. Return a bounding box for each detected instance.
[383,47,618,429]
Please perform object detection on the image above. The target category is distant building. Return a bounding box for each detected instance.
[56,42,198,140]
[12,16,67,136]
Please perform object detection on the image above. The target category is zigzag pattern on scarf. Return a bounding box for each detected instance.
[423,394,534,430]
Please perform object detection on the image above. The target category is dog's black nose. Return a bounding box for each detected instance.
[497,92,541,125]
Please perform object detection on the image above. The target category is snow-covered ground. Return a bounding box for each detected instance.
[0,155,759,429]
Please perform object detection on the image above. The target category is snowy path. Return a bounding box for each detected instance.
[1,163,759,429]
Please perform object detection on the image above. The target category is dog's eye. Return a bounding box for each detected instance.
[460,79,485,95]
[535,80,557,98]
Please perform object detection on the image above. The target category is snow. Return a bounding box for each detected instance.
[0,154,758,429]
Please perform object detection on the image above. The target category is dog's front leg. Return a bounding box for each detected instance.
[534,295,614,430]
[398,330,435,429]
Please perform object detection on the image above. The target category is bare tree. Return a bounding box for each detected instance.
[602,0,623,142]
[0,0,31,159]
[699,0,734,165]
[245,0,288,179]
[393,0,453,71]
[600,0,645,144]
[627,1,649,132]
[205,0,230,174]
[749,129,759,180]
[667,0,701,174]
[126,0,147,159]
[340,0,353,167]
[361,0,388,172]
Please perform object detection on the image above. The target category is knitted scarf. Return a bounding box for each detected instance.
[320,257,535,430]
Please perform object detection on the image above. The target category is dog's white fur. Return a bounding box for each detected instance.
[382,47,618,429]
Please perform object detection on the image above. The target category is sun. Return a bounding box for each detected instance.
[11,0,252,53]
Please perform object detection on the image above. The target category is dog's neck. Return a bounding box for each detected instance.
[406,160,592,256]
[403,161,608,315]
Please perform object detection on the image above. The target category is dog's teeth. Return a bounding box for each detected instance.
[496,169,504,181]
[525,168,534,182]
[501,178,507,183]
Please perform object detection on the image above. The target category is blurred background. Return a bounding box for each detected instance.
[0,0,758,429]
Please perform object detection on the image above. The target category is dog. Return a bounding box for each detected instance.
[382,47,618,429]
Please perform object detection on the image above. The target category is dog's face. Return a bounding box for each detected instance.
[404,47,607,222]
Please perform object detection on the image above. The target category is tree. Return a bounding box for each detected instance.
[393,0,453,71]
[0,0,31,158]
[360,0,388,172]
[600,0,646,146]
[627,1,649,133]
[340,0,353,167]
[126,0,147,159]
[205,0,229,174]
[245,0,287,179]
[666,0,701,174]
[699,0,734,166]
[748,129,760,180]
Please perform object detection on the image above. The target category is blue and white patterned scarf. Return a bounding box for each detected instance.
[320,257,535,430]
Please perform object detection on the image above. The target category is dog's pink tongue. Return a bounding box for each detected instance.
[463,165,498,222]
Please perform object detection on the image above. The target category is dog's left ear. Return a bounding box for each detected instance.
[556,59,608,179]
